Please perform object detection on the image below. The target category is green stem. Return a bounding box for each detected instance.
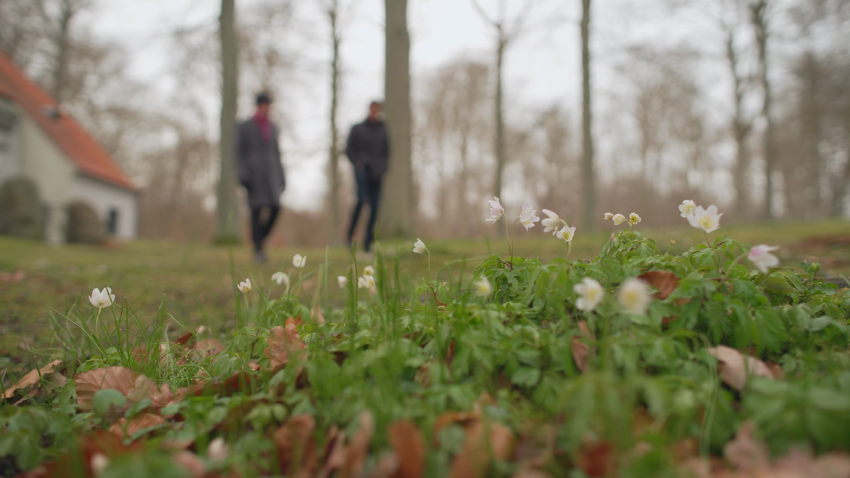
[705,232,722,276]
[426,249,432,282]
[724,253,748,278]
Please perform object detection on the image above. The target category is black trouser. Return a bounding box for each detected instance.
[347,169,382,252]
[250,206,280,252]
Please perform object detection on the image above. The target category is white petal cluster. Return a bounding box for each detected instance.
[88,287,115,309]
[617,278,652,314]
[748,245,780,273]
[574,278,604,312]
[237,279,252,294]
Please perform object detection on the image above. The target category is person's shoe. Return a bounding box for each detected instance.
[254,251,268,264]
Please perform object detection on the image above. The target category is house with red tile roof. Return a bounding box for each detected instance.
[0,51,138,243]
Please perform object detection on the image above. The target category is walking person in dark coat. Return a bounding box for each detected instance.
[236,92,286,263]
[346,101,389,253]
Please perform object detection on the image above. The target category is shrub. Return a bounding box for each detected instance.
[0,177,43,240]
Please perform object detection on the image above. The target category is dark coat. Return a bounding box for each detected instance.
[235,118,285,208]
[346,119,389,179]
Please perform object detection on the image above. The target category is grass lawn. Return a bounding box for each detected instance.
[2,218,848,346]
[0,218,849,477]
[0,221,850,478]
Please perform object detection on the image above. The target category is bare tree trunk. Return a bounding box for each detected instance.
[726,30,752,221]
[51,0,76,103]
[327,0,342,244]
[833,139,850,217]
[379,0,415,239]
[580,0,595,231]
[494,37,506,202]
[216,0,241,242]
[750,0,775,219]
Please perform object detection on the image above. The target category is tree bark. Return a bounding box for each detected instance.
[327,1,342,244]
[51,0,76,103]
[726,30,752,221]
[750,0,775,219]
[379,0,415,239]
[580,0,595,231]
[494,35,506,203]
[216,0,241,242]
[832,139,850,217]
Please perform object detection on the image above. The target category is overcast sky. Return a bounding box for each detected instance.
[84,0,747,211]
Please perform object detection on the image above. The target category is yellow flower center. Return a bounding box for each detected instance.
[699,216,713,229]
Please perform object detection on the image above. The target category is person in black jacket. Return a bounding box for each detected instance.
[345,101,389,253]
[236,93,285,263]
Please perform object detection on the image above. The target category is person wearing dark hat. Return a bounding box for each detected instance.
[345,100,389,253]
[236,92,286,263]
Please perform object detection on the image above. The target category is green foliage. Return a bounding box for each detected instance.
[3,226,850,476]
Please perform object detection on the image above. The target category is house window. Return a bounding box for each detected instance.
[107,208,119,235]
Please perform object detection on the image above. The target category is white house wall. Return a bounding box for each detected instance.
[0,99,20,184]
[69,175,138,240]
[18,114,76,244]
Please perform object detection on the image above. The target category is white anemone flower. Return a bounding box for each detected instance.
[574,278,604,312]
[91,453,110,475]
[237,279,252,294]
[474,276,492,296]
[292,254,306,268]
[519,203,540,230]
[485,197,505,223]
[687,205,722,233]
[208,437,229,462]
[337,276,348,288]
[358,275,376,290]
[413,238,427,254]
[557,226,576,242]
[618,278,652,314]
[541,209,561,235]
[271,272,290,288]
[363,265,375,276]
[88,287,115,309]
[603,212,614,220]
[748,245,780,273]
[612,214,627,226]
[679,200,697,218]
[629,213,641,226]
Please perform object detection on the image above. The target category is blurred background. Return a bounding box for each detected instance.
[0,0,848,247]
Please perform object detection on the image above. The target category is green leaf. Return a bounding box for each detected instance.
[511,367,541,387]
[807,388,850,412]
[93,389,127,416]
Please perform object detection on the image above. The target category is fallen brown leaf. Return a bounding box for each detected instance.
[126,375,174,408]
[318,427,347,478]
[388,420,425,478]
[707,346,775,392]
[578,439,615,478]
[194,339,225,358]
[310,307,326,325]
[341,411,375,478]
[638,271,680,300]
[265,324,307,371]
[571,321,595,373]
[3,359,63,399]
[108,413,166,439]
[724,421,769,472]
[274,415,317,477]
[75,366,138,410]
[448,419,514,478]
[175,332,196,346]
[173,450,206,477]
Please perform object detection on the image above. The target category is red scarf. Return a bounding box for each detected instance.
[254,113,271,140]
